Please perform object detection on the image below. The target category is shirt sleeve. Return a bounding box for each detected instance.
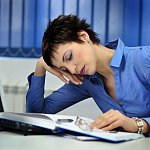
[26,73,90,114]
[134,46,150,135]
[143,48,150,85]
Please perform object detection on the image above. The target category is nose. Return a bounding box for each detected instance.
[67,64,77,74]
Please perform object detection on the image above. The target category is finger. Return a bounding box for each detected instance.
[56,74,69,84]
[92,111,114,125]
[47,68,69,84]
[101,119,121,131]
[92,114,118,129]
[93,110,121,125]
[91,110,120,129]
[61,71,81,85]
[72,74,83,84]
[68,75,81,85]
[76,75,84,81]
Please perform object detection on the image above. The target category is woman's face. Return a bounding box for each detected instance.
[52,41,98,75]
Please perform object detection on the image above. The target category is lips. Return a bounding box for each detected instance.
[80,66,85,75]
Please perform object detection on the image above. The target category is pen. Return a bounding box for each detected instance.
[56,119,74,124]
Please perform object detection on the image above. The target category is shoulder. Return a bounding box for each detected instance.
[132,46,150,83]
[122,46,150,68]
[133,46,150,68]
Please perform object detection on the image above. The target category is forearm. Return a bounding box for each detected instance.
[26,88,44,113]
[26,73,46,113]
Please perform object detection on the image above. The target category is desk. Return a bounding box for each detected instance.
[0,131,149,150]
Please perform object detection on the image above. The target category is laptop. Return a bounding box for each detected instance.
[0,95,4,112]
[0,80,52,135]
[0,81,4,131]
[0,79,4,112]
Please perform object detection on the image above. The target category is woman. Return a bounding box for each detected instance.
[26,15,150,134]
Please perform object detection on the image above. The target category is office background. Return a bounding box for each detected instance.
[0,0,150,117]
[0,0,150,58]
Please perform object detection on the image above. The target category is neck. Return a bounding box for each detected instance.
[94,44,115,78]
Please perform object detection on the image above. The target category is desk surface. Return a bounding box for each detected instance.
[0,131,149,150]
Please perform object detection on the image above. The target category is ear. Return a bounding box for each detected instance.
[77,30,90,43]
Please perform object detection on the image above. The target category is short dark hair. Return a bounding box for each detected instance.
[42,15,100,66]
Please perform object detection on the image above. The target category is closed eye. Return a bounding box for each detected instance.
[68,53,72,60]
[65,50,72,61]
[60,50,72,72]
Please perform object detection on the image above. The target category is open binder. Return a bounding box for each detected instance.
[0,112,144,142]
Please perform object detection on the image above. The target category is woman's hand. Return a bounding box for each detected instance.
[92,109,150,133]
[91,109,139,133]
[34,57,83,85]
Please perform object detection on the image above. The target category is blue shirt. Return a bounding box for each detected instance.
[26,39,150,128]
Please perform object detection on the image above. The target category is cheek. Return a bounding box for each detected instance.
[74,51,82,64]
[75,46,91,63]
[77,52,82,59]
[76,52,87,65]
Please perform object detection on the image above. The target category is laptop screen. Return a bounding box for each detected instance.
[0,79,4,112]
[0,95,4,112]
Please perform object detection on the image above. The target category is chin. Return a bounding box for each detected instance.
[89,68,96,75]
[89,73,95,75]
[87,71,96,75]
[85,66,96,75]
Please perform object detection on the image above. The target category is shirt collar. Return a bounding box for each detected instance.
[105,38,124,67]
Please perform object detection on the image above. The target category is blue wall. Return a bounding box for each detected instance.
[0,0,150,58]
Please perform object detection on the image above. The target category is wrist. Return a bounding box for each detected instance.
[142,119,150,134]
[132,117,149,134]
[132,117,144,134]
[34,58,46,76]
